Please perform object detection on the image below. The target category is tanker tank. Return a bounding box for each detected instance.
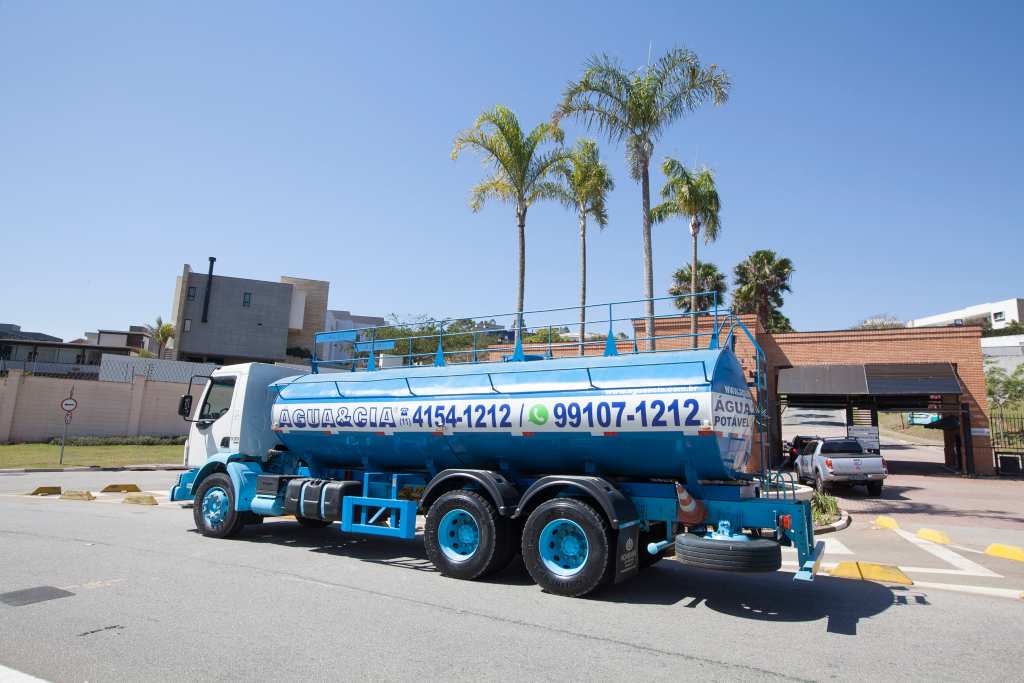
[268,347,758,482]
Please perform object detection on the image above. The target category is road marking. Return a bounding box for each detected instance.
[985,543,1024,563]
[894,529,1001,578]
[0,663,50,682]
[912,581,1024,601]
[781,537,852,556]
[916,528,951,545]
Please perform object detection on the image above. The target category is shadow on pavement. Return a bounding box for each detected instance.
[228,522,899,634]
[599,562,898,635]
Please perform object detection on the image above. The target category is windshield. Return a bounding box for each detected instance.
[821,439,864,455]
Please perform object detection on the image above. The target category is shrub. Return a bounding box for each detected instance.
[46,435,187,447]
[811,491,840,526]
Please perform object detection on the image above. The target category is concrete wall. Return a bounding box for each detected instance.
[0,370,191,443]
[175,271,293,362]
[281,277,328,353]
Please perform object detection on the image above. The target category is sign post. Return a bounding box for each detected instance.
[59,391,78,465]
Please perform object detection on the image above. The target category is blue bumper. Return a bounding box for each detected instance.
[170,468,199,502]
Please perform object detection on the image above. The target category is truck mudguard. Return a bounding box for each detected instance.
[420,469,521,516]
[513,475,639,529]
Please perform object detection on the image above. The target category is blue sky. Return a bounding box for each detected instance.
[2,1,1021,340]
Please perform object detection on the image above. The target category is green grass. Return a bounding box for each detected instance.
[810,490,840,527]
[0,443,183,469]
[877,412,945,444]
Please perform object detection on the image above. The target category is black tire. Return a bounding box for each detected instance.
[424,490,507,580]
[814,473,831,494]
[193,473,244,539]
[675,533,782,572]
[866,481,883,497]
[295,516,332,529]
[522,498,611,597]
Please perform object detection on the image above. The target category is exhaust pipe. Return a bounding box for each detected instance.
[201,257,216,323]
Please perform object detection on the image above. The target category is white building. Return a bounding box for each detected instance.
[907,298,1023,330]
[982,334,1024,374]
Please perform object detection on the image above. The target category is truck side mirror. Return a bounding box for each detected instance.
[178,394,193,419]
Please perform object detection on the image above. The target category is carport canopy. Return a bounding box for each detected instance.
[777,362,963,410]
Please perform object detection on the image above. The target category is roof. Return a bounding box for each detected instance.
[778,363,962,396]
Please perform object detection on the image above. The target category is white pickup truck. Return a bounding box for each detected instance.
[795,437,886,496]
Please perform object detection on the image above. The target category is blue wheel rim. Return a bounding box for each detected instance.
[539,518,589,577]
[437,508,480,562]
[202,486,230,529]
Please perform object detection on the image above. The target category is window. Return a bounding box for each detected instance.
[183,319,192,332]
[199,377,236,422]
[187,286,197,301]
[993,311,1005,322]
[821,439,864,455]
[242,292,252,308]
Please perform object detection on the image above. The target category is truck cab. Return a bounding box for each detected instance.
[178,363,299,468]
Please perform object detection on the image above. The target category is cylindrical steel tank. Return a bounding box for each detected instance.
[269,348,757,481]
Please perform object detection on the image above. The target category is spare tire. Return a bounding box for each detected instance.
[675,533,781,572]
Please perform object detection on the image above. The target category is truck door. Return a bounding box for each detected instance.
[189,375,238,466]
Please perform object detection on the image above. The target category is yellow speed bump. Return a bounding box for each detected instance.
[873,515,899,530]
[28,486,62,496]
[122,493,158,506]
[60,490,95,501]
[985,543,1024,563]
[102,484,141,493]
[829,561,913,585]
[916,528,951,545]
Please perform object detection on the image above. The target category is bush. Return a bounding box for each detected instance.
[45,435,187,447]
[811,491,840,526]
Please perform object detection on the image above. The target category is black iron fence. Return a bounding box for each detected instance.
[991,410,1024,474]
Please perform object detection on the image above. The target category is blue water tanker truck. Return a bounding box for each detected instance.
[170,298,823,597]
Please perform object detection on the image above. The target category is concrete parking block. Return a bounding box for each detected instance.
[27,486,61,496]
[873,515,900,530]
[916,528,951,545]
[122,493,159,506]
[102,484,142,493]
[829,561,913,585]
[985,543,1024,563]
[59,490,95,501]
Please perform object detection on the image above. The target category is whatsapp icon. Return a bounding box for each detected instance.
[527,404,549,426]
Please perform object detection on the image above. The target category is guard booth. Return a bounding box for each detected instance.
[776,362,976,474]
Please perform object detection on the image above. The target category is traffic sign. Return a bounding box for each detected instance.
[61,397,78,412]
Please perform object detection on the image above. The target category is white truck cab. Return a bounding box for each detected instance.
[179,363,300,468]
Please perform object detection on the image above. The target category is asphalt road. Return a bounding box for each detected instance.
[1,471,1022,682]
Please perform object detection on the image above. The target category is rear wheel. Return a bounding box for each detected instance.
[675,533,782,572]
[295,516,332,529]
[814,473,831,494]
[866,481,883,497]
[522,498,610,597]
[193,473,244,539]
[424,490,508,580]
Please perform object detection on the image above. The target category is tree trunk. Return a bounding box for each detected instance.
[641,160,655,351]
[515,207,527,346]
[578,210,587,357]
[690,217,699,349]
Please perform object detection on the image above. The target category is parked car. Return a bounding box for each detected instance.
[795,437,887,496]
[783,435,818,469]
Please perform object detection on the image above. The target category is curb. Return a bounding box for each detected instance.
[0,465,188,474]
[814,509,851,535]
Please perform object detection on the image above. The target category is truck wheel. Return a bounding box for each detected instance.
[424,490,505,580]
[522,498,610,597]
[193,473,244,539]
[814,473,831,494]
[675,533,782,572]
[867,481,883,497]
[295,516,332,529]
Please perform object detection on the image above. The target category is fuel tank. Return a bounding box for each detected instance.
[269,348,757,481]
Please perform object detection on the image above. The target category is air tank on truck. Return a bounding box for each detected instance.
[170,296,823,597]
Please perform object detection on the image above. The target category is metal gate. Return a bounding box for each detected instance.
[990,411,1024,474]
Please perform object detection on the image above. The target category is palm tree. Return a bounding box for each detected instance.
[732,250,795,332]
[669,260,727,314]
[452,105,567,343]
[551,139,615,355]
[147,316,175,358]
[651,159,721,347]
[556,48,730,348]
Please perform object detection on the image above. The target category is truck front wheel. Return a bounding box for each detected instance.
[193,473,244,539]
[424,490,507,580]
[522,498,610,597]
